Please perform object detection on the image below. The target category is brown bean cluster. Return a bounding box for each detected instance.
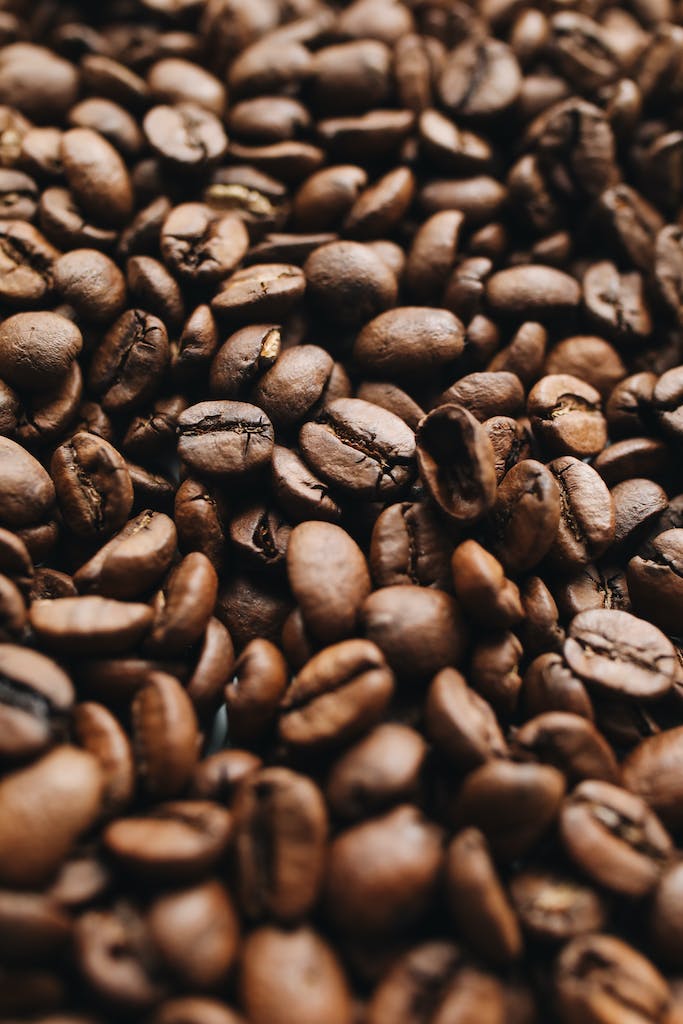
[0,0,683,1023]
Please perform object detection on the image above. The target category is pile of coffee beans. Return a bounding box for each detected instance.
[1,0,683,1021]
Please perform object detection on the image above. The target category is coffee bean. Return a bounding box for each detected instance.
[104,800,232,882]
[564,608,677,700]
[74,510,177,599]
[628,529,683,635]
[150,998,245,1024]
[299,397,416,499]
[234,767,327,922]
[132,672,199,799]
[324,804,442,935]
[454,760,566,862]
[224,638,287,743]
[370,500,453,590]
[0,44,78,122]
[361,584,467,679]
[279,639,394,751]
[161,203,249,284]
[240,926,352,1024]
[556,933,670,1023]
[354,307,464,379]
[446,828,522,965]
[305,241,397,328]
[487,265,581,318]
[560,779,672,896]
[60,129,134,228]
[0,437,55,529]
[417,404,497,523]
[623,726,683,831]
[178,401,274,477]
[0,312,82,392]
[0,644,73,761]
[326,723,427,822]
[30,596,153,655]
[68,96,144,159]
[88,309,170,415]
[528,374,607,457]
[271,445,341,525]
[511,870,606,944]
[489,459,561,574]
[51,432,133,539]
[547,456,615,568]
[0,746,102,887]
[252,345,337,428]
[0,220,59,308]
[513,711,620,784]
[73,701,135,818]
[74,905,164,1010]
[144,103,228,169]
[54,249,127,325]
[440,37,521,118]
[451,540,524,628]
[211,263,306,325]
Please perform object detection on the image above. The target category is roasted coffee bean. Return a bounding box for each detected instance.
[271,445,342,525]
[0,312,82,392]
[286,522,370,646]
[60,129,133,228]
[487,265,580,318]
[174,477,229,570]
[74,904,164,1011]
[623,726,683,831]
[555,934,670,1024]
[0,746,102,887]
[88,310,169,415]
[178,401,274,478]
[368,941,505,1024]
[51,432,133,539]
[225,638,288,743]
[299,398,416,499]
[53,250,127,325]
[528,374,607,458]
[104,800,232,882]
[370,500,452,590]
[251,345,338,428]
[0,644,73,761]
[74,510,177,599]
[446,828,523,965]
[416,405,497,524]
[279,639,394,751]
[513,711,620,784]
[560,780,672,896]
[628,529,683,636]
[132,672,199,799]
[564,608,677,700]
[68,96,144,159]
[233,767,327,922]
[488,459,561,574]
[0,221,60,308]
[546,457,615,568]
[451,540,523,628]
[151,998,245,1024]
[144,103,228,169]
[354,307,464,380]
[240,926,352,1024]
[453,761,566,862]
[510,871,606,944]
[30,596,153,655]
[147,553,218,655]
[324,804,442,935]
[126,256,185,330]
[361,585,467,680]
[73,702,135,818]
[305,242,397,328]
[0,44,78,122]
[211,263,306,325]
[161,204,249,284]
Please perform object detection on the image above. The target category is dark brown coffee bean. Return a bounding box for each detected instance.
[343,167,415,240]
[144,103,227,169]
[361,585,467,680]
[88,310,169,415]
[325,804,442,935]
[438,372,525,423]
[212,263,306,325]
[132,671,199,799]
[544,335,626,399]
[611,478,669,548]
[0,312,82,392]
[300,397,416,499]
[73,701,135,818]
[147,881,239,991]
[60,129,133,228]
[451,540,523,629]
[487,265,580,318]
[30,596,153,655]
[286,522,370,646]
[53,250,126,325]
[597,183,663,272]
[440,37,521,118]
[74,904,164,1011]
[560,780,672,896]
[251,345,336,428]
[147,553,218,655]
[513,711,620,784]
[528,374,607,458]
[546,457,615,568]
[511,870,607,944]
[68,97,144,159]
[310,40,391,115]
[271,445,341,525]
[606,372,657,438]
[210,324,281,399]
[556,933,670,1024]
[0,644,74,761]
[370,500,452,590]
[178,401,274,478]
[326,723,427,822]
[650,862,683,968]
[51,432,133,539]
[224,638,288,743]
[305,241,397,328]
[564,608,677,699]
[489,459,561,574]
[148,57,226,116]
[483,415,533,484]
[0,44,78,122]
[426,666,508,768]
[628,529,683,636]
[0,220,60,308]
[279,639,394,751]
[240,926,352,1024]
[623,726,683,831]
[74,510,177,599]
[172,304,219,380]
[161,203,249,284]
[354,307,464,380]
[523,652,594,720]
[126,256,185,331]
[446,828,522,965]
[0,746,102,887]
[453,761,566,862]
[174,477,229,571]
[234,766,327,922]
[418,111,492,176]
[368,941,505,1024]
[416,404,496,524]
